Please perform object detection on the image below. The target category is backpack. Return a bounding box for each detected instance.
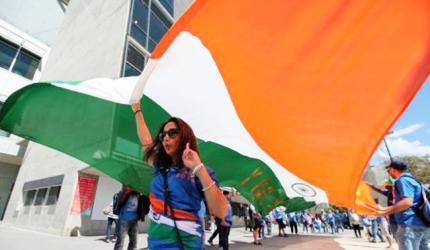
[395,175,430,226]
[113,191,150,221]
[137,194,150,221]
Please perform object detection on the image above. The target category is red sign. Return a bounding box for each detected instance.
[70,176,97,216]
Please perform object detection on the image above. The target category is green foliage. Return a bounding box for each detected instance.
[395,155,430,184]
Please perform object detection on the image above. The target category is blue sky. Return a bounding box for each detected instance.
[371,76,430,163]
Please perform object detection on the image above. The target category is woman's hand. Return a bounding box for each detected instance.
[132,100,141,113]
[182,142,202,170]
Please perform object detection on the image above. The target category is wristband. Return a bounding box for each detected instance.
[134,110,141,114]
[202,181,216,192]
[192,163,204,176]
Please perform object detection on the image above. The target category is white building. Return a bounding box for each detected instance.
[0,0,66,220]
[1,0,196,236]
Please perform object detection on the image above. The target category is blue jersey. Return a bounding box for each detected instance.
[394,173,426,227]
[119,194,138,221]
[148,165,219,249]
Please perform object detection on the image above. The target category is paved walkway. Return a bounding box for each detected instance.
[0,223,398,249]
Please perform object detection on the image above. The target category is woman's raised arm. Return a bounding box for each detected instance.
[132,100,154,165]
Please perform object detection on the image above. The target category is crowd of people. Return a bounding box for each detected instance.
[243,206,350,240]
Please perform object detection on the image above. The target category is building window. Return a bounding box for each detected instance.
[46,186,61,205]
[123,0,173,76]
[0,37,18,69]
[0,36,41,80]
[24,190,36,206]
[129,0,172,52]
[148,2,172,52]
[130,0,150,48]
[34,188,48,206]
[0,102,10,137]
[158,0,174,16]
[124,44,147,77]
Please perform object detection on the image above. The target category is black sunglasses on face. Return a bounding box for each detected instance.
[159,128,179,140]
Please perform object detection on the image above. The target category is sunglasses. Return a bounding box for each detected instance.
[159,128,179,140]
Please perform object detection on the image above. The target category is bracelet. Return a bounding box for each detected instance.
[192,163,204,176]
[202,181,216,192]
[134,110,141,114]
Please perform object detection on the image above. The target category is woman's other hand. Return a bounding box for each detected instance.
[182,142,202,170]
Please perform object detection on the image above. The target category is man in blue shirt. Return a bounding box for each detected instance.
[114,186,141,250]
[377,161,429,250]
[288,212,298,234]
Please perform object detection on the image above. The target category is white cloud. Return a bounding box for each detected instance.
[385,137,430,156]
[387,123,424,138]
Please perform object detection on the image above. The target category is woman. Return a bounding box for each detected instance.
[252,210,263,245]
[132,101,228,250]
[350,210,362,238]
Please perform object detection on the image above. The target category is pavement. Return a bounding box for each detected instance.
[0,223,399,250]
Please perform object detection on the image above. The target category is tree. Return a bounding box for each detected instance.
[395,156,430,184]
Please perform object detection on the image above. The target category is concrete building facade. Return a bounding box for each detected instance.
[0,0,63,220]
[1,0,247,237]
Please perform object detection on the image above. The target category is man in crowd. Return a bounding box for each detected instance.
[377,161,429,250]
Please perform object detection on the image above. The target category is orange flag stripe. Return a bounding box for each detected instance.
[152,0,430,210]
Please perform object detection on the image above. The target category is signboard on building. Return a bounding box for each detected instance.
[70,175,97,216]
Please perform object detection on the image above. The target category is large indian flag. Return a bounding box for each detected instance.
[1,0,430,213]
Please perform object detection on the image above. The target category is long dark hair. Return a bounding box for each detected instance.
[144,117,199,169]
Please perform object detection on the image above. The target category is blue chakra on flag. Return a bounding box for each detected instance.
[291,183,316,197]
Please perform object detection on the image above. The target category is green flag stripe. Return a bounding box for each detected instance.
[0,82,314,213]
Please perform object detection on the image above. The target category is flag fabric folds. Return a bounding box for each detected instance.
[1,0,430,213]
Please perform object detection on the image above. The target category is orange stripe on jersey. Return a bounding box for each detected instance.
[149,193,198,221]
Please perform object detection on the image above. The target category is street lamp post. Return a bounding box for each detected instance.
[383,131,394,163]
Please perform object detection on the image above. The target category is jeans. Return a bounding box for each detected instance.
[329,222,335,234]
[105,217,119,240]
[371,219,384,242]
[420,228,430,250]
[114,219,138,250]
[266,222,272,235]
[390,223,398,240]
[396,225,429,250]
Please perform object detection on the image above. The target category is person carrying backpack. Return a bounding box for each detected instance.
[113,186,150,250]
[377,161,430,250]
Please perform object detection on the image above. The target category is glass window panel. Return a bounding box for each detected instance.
[127,45,146,70]
[148,3,172,52]
[12,49,40,79]
[0,102,9,137]
[34,188,48,205]
[130,24,148,49]
[0,37,18,70]
[24,190,36,206]
[132,0,149,28]
[124,62,141,77]
[158,0,174,16]
[46,186,61,205]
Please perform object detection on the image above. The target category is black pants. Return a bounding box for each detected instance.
[353,224,362,238]
[290,221,298,234]
[114,219,138,250]
[219,225,231,250]
[208,225,219,243]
